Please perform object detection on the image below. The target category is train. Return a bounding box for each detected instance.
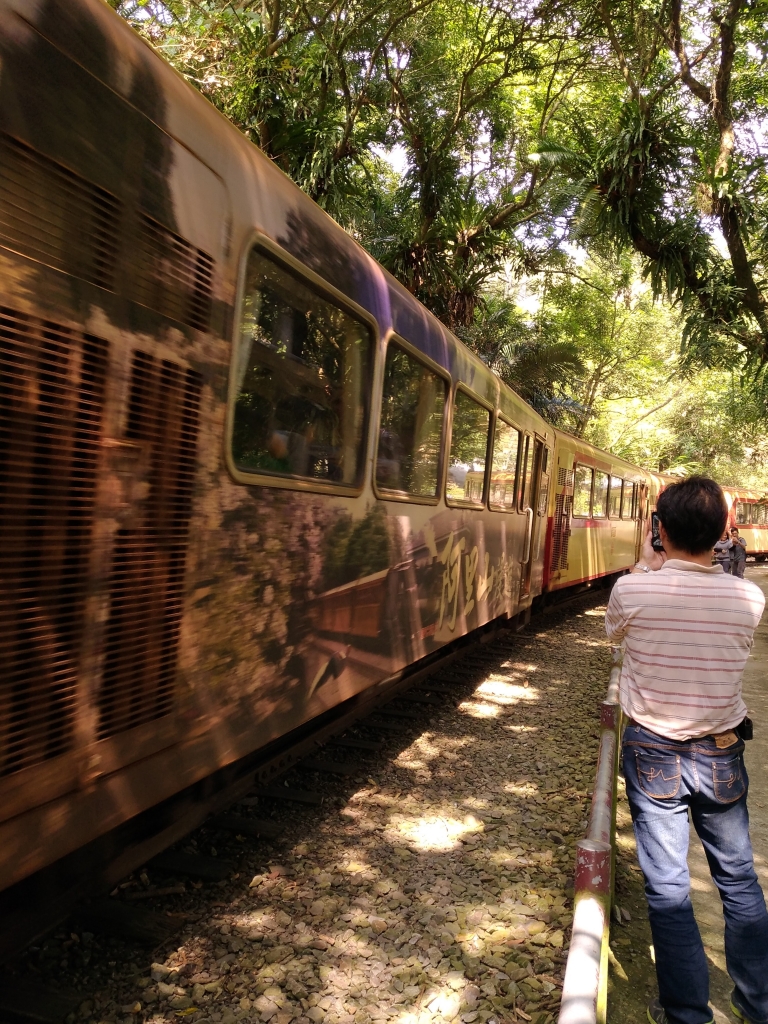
[1,0,767,942]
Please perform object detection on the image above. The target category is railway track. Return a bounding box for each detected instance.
[0,585,613,1024]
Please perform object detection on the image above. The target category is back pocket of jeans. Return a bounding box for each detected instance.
[712,756,745,803]
[635,751,681,799]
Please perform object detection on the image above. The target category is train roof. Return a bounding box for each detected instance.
[552,429,648,480]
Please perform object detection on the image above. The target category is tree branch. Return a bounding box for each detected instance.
[598,0,642,107]
[666,0,711,104]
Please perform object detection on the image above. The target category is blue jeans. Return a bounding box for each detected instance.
[623,724,768,1024]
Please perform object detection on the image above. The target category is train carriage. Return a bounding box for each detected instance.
[544,433,648,592]
[724,488,768,560]
[0,0,756,947]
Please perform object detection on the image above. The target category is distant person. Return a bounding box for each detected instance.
[713,530,732,572]
[730,527,748,579]
[605,476,767,1024]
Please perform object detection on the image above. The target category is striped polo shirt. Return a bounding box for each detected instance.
[605,560,765,740]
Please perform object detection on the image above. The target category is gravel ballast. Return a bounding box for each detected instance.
[11,593,614,1024]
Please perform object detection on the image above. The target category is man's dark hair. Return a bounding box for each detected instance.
[656,476,728,555]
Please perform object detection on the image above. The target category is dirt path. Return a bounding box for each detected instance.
[608,565,768,1023]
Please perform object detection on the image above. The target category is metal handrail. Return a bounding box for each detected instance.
[558,647,623,1024]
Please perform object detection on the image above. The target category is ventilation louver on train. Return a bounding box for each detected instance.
[98,352,201,739]
[133,214,213,332]
[0,133,120,290]
[0,307,107,776]
[550,493,572,572]
[557,466,574,489]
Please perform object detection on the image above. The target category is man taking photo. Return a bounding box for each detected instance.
[730,526,748,578]
[605,476,768,1024]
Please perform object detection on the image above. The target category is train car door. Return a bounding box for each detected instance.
[520,436,548,599]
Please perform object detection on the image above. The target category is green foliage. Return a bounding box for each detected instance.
[532,0,768,382]
[531,257,768,488]
[111,0,594,329]
[110,0,768,473]
[456,295,585,420]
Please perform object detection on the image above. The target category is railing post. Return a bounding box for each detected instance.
[558,647,623,1024]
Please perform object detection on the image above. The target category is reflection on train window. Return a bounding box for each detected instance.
[376,342,446,497]
[446,390,490,505]
[231,247,372,486]
[735,502,749,525]
[573,464,593,517]
[621,480,634,519]
[593,471,609,517]
[609,476,622,518]
[756,503,768,526]
[490,419,520,510]
[519,435,535,509]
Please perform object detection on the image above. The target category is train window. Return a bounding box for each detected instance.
[490,419,520,510]
[538,448,550,516]
[376,342,446,498]
[446,390,490,505]
[609,476,623,518]
[231,247,372,487]
[573,464,593,517]
[593,471,609,517]
[519,434,535,510]
[735,501,750,525]
[756,503,768,526]
[621,480,634,519]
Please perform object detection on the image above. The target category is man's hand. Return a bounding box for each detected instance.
[638,527,667,571]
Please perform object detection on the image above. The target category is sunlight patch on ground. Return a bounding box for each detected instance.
[231,908,278,930]
[388,813,483,851]
[499,660,539,673]
[392,732,466,772]
[583,607,608,616]
[475,679,538,704]
[336,857,370,875]
[458,700,501,718]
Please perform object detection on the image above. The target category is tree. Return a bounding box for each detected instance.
[539,255,682,439]
[456,293,585,420]
[111,0,595,331]
[532,0,768,389]
[109,0,430,222]
[110,0,768,469]
[370,0,595,329]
